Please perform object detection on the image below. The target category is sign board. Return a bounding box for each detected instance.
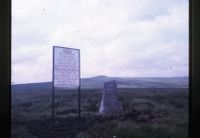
[53,46,80,88]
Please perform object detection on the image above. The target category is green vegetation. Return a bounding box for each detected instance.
[11,88,188,138]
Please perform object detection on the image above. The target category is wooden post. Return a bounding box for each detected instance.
[52,86,55,121]
[52,46,55,121]
[78,49,81,118]
[78,86,81,118]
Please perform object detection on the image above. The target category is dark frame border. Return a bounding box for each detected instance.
[190,0,200,138]
[0,0,200,138]
[0,0,11,138]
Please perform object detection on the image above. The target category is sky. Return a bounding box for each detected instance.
[12,0,189,84]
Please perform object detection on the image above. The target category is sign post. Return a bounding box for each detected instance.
[52,46,80,121]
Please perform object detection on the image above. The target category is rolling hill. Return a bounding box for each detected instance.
[12,76,188,92]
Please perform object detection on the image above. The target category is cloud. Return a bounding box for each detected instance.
[12,0,188,84]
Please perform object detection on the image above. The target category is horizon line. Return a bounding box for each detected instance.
[12,75,189,85]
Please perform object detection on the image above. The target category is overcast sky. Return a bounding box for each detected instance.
[12,0,189,84]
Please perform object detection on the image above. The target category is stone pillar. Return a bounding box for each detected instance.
[99,80,123,116]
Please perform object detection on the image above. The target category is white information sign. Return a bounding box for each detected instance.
[53,46,80,88]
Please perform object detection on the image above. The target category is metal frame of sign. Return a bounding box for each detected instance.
[52,46,81,120]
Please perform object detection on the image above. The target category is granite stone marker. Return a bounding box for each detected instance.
[99,80,123,116]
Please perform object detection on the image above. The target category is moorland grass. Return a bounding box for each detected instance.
[11,88,188,138]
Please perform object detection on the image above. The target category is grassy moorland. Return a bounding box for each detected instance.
[11,88,188,138]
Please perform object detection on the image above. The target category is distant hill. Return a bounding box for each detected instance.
[12,76,188,92]
[81,76,188,89]
[12,82,52,92]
